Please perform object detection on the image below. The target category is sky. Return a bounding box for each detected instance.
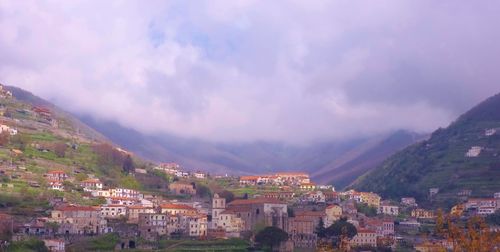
[1,0,500,144]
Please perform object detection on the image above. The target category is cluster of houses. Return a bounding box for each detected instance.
[153,162,207,179]
[0,124,18,136]
[239,172,314,187]
[7,167,500,251]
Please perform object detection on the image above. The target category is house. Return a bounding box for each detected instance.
[0,124,18,135]
[100,205,127,219]
[193,171,206,179]
[160,203,198,215]
[274,172,310,185]
[451,204,465,216]
[465,198,497,210]
[401,197,417,207]
[378,202,399,216]
[43,239,65,252]
[286,215,318,249]
[50,205,107,235]
[46,170,68,181]
[465,146,482,157]
[80,178,103,191]
[411,209,435,219]
[239,176,260,186]
[429,188,439,198]
[226,198,288,231]
[127,205,156,224]
[304,190,325,203]
[154,162,181,173]
[325,204,342,227]
[105,196,139,206]
[478,207,496,215]
[179,213,208,237]
[48,180,64,191]
[138,213,168,240]
[169,182,196,195]
[350,228,377,248]
[359,192,381,208]
[214,209,244,237]
[363,218,394,237]
[262,191,295,200]
[299,182,316,191]
[110,188,143,199]
[324,191,341,203]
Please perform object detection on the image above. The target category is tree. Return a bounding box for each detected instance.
[255,226,288,251]
[122,154,134,174]
[315,217,327,238]
[435,208,445,236]
[53,142,68,158]
[355,202,377,217]
[0,131,9,146]
[218,190,235,203]
[325,217,357,249]
[196,184,211,198]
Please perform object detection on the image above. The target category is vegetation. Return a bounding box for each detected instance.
[6,237,49,252]
[255,226,288,251]
[352,93,500,205]
[355,202,377,217]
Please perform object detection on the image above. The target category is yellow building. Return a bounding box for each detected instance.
[360,192,381,208]
[325,204,342,226]
[450,204,464,216]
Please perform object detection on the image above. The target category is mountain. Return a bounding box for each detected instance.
[79,113,423,187]
[310,130,427,189]
[351,92,500,206]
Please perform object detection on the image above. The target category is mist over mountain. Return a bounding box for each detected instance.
[79,113,424,187]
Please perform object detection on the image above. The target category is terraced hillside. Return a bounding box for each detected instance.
[351,92,500,207]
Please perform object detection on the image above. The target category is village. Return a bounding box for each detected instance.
[1,160,499,251]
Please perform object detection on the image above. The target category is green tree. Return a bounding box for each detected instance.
[315,217,327,238]
[7,237,49,252]
[355,202,377,217]
[196,184,211,198]
[255,226,288,251]
[325,217,357,248]
[218,190,235,203]
[122,154,134,174]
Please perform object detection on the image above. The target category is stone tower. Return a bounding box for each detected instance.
[211,193,226,227]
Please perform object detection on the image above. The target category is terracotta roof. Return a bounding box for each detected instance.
[47,170,66,174]
[160,203,196,210]
[56,205,99,211]
[357,228,376,234]
[326,204,341,209]
[240,176,260,180]
[229,198,284,205]
[296,211,326,217]
[128,205,153,209]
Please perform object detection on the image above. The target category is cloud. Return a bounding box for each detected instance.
[1,0,500,143]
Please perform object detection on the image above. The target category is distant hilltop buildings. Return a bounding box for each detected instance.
[239,172,313,187]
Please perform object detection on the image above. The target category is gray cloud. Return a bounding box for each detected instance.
[1,0,499,143]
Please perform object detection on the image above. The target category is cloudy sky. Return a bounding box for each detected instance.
[1,0,500,143]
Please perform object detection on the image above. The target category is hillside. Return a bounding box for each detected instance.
[0,84,169,216]
[351,92,500,206]
[80,114,422,186]
[310,130,427,189]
